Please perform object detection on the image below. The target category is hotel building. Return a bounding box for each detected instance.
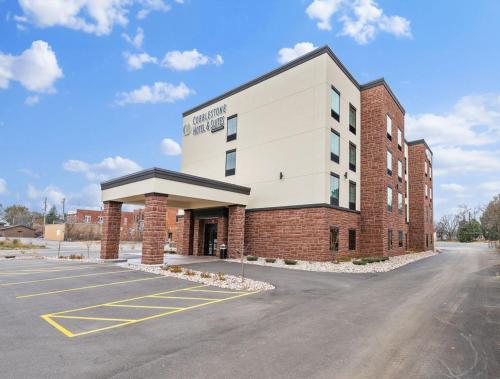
[99,46,434,264]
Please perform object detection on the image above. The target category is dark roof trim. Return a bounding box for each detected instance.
[246,203,361,214]
[183,45,361,117]
[0,225,35,231]
[407,139,433,155]
[360,78,406,115]
[100,168,251,195]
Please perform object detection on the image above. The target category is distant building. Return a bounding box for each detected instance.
[0,225,36,238]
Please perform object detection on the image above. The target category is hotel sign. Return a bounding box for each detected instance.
[184,104,227,136]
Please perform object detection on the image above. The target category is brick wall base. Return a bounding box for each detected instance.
[142,194,168,265]
[100,201,122,260]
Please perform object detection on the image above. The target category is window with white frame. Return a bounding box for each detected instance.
[84,215,91,223]
[398,192,403,214]
[398,160,403,182]
[387,150,393,176]
[386,115,392,140]
[425,161,428,175]
[387,186,393,212]
[397,128,402,149]
[425,184,428,197]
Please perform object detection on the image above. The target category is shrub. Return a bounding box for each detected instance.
[246,256,258,261]
[284,259,297,265]
[381,256,389,261]
[184,269,195,276]
[200,271,211,278]
[336,256,352,262]
[216,272,226,281]
[353,260,367,265]
[265,258,276,263]
[12,239,20,246]
[168,265,182,273]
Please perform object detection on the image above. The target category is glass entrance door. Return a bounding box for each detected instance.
[203,224,217,256]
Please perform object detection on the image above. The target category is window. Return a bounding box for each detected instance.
[387,186,393,212]
[430,187,432,200]
[388,229,393,250]
[349,143,356,172]
[349,104,356,134]
[331,87,340,121]
[387,150,393,176]
[426,234,429,248]
[227,115,237,142]
[225,149,236,176]
[429,166,432,179]
[425,161,428,175]
[124,218,128,225]
[426,207,429,222]
[348,229,356,250]
[330,226,339,251]
[397,128,402,150]
[397,160,403,182]
[331,129,340,163]
[97,216,103,224]
[398,231,403,247]
[349,181,356,210]
[84,215,91,223]
[386,114,392,140]
[398,192,403,214]
[330,173,340,206]
[425,184,428,198]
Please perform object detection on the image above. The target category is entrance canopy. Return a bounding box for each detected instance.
[101,167,251,208]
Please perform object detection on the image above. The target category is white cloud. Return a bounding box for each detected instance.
[432,146,500,175]
[161,49,223,71]
[63,156,142,181]
[18,0,129,36]
[478,181,500,191]
[0,178,7,195]
[0,40,63,93]
[27,184,66,208]
[136,0,171,19]
[27,183,102,210]
[160,138,182,156]
[25,95,40,106]
[306,0,342,31]
[115,81,194,106]
[440,183,465,193]
[18,168,40,179]
[123,52,157,70]
[277,42,317,64]
[305,0,411,44]
[122,27,144,48]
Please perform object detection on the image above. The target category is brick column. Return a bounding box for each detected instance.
[181,210,194,255]
[142,193,168,265]
[228,205,245,258]
[216,215,228,257]
[100,201,122,260]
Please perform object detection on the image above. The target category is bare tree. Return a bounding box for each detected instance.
[436,214,460,240]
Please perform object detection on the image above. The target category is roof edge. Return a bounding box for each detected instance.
[360,78,406,115]
[100,167,252,195]
[182,45,360,117]
[407,139,433,155]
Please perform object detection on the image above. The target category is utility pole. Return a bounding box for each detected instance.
[62,198,66,222]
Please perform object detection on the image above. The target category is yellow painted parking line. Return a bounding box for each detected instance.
[50,315,136,322]
[148,295,220,301]
[106,304,184,310]
[16,276,166,299]
[0,265,98,276]
[184,289,248,294]
[41,285,259,337]
[0,270,131,286]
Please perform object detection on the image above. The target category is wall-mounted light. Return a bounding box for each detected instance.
[280,172,284,180]
[344,172,348,179]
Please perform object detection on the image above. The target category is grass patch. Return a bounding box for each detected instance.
[168,265,182,273]
[69,254,83,260]
[284,259,297,265]
[0,239,45,250]
[184,269,195,276]
[216,272,226,281]
[353,260,367,265]
[265,258,276,263]
[200,271,211,278]
[246,255,258,261]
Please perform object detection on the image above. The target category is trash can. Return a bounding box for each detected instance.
[219,244,227,259]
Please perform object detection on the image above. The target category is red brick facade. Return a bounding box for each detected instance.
[228,205,245,258]
[360,83,409,257]
[408,143,434,251]
[100,201,122,260]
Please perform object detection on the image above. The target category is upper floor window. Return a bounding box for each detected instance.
[397,160,403,182]
[331,87,340,121]
[425,161,428,175]
[397,128,402,150]
[331,129,340,163]
[398,192,403,214]
[349,104,356,134]
[386,115,392,140]
[330,173,340,206]
[349,143,356,172]
[398,230,403,247]
[425,183,428,198]
[124,218,128,225]
[387,186,393,212]
[227,115,237,142]
[225,149,236,176]
[388,229,393,250]
[330,226,339,251]
[387,150,393,176]
[349,181,356,210]
[429,166,432,179]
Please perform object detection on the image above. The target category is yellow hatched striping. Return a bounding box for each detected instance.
[0,269,131,286]
[41,285,259,338]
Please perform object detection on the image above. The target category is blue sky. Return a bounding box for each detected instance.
[0,0,499,220]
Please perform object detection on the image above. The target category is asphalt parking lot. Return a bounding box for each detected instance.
[0,243,499,379]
